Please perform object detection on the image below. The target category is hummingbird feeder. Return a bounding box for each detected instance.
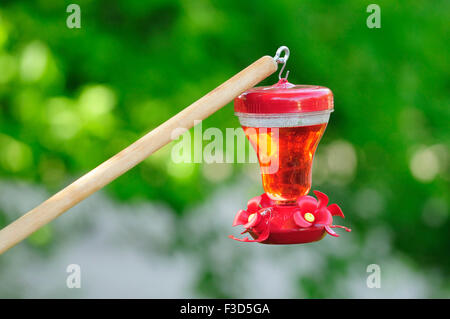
[230,46,351,244]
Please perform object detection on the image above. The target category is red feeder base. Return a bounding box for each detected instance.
[230,191,351,245]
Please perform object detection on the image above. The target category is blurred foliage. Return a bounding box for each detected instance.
[0,0,449,296]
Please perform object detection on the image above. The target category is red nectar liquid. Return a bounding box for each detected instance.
[243,124,327,204]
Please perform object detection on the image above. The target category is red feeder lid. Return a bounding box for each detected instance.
[234,79,333,114]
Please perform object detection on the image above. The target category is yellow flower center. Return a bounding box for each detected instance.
[248,213,256,223]
[304,212,315,223]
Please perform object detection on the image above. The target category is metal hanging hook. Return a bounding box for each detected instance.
[273,46,290,80]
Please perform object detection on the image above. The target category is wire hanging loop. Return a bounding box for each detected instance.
[273,46,290,80]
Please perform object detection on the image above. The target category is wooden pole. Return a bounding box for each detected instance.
[0,55,278,254]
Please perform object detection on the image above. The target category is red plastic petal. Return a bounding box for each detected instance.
[229,223,271,243]
[325,225,339,237]
[293,211,312,228]
[232,210,250,227]
[247,196,262,212]
[297,196,318,213]
[229,235,258,242]
[329,225,351,232]
[328,204,344,218]
[313,190,329,209]
[256,225,271,242]
[259,193,273,207]
[314,208,332,225]
[243,213,262,228]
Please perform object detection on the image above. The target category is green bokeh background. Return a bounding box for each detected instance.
[0,0,448,298]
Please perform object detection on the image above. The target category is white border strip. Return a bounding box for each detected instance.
[235,110,332,128]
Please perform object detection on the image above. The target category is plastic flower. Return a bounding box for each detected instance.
[293,190,351,237]
[229,194,272,242]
